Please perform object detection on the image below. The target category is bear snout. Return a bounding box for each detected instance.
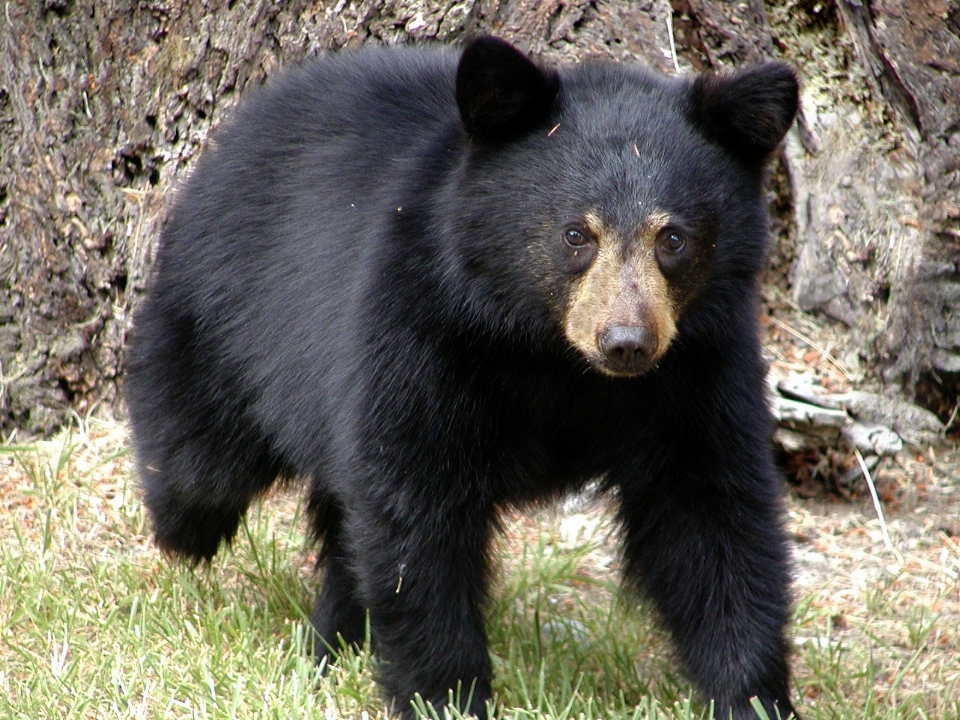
[598,323,658,375]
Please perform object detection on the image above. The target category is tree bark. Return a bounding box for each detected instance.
[787,1,960,413]
[1,0,957,437]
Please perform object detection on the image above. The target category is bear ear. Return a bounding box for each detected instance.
[689,63,799,165]
[456,36,560,142]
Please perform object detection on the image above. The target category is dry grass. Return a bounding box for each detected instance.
[1,416,958,719]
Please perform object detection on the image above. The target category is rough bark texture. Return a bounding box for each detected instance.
[1,0,957,438]
[785,1,960,415]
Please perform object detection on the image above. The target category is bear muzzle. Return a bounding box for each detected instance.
[598,323,659,376]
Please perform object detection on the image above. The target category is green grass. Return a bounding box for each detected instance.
[1,420,957,719]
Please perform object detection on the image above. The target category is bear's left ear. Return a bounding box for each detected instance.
[689,63,799,165]
[456,36,560,142]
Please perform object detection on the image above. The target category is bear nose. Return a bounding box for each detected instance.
[599,325,658,373]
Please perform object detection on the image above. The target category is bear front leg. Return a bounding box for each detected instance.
[616,433,798,720]
[346,498,495,720]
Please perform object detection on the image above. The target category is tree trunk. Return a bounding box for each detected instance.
[1,0,957,438]
[786,1,960,422]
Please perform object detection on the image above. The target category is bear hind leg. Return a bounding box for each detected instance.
[138,419,286,564]
[306,492,367,665]
[128,309,289,563]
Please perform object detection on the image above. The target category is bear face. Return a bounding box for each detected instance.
[126,36,800,720]
[448,38,796,377]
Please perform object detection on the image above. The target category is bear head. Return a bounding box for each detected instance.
[448,37,798,377]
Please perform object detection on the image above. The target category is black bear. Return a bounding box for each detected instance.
[126,37,800,720]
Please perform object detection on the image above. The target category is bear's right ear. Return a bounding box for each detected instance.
[456,37,560,142]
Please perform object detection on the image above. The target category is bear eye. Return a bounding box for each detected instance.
[659,229,687,253]
[564,227,591,248]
